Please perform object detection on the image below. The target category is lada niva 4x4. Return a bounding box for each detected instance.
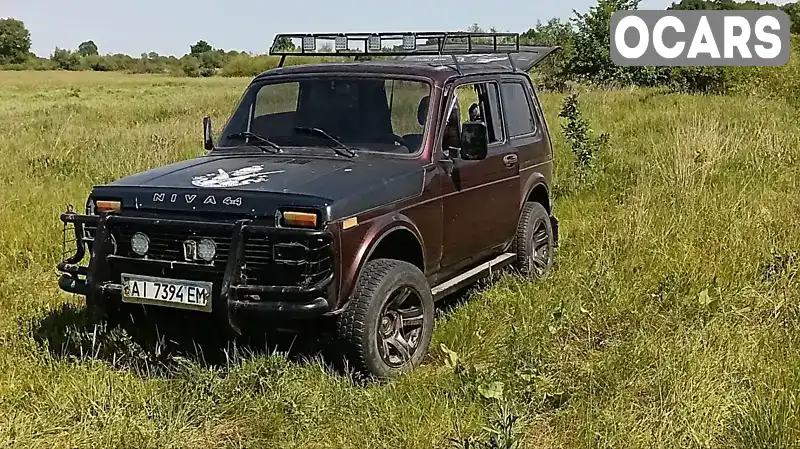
[57,32,561,378]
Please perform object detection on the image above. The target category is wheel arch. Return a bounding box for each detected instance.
[337,214,426,309]
[521,172,551,214]
[365,227,425,272]
[519,175,558,248]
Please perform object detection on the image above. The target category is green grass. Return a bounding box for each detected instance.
[1,70,799,448]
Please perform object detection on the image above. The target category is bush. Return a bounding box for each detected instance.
[128,56,167,74]
[522,18,576,91]
[568,0,643,85]
[558,93,609,187]
[220,54,275,77]
[51,47,81,70]
[728,35,800,104]
[180,56,201,77]
[83,54,110,71]
[1,56,56,71]
[199,66,216,77]
[668,66,732,94]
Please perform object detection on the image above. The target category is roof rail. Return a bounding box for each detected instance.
[269,32,522,70]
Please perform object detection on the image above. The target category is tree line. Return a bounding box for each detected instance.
[0,0,798,92]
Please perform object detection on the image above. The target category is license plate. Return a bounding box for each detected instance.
[121,274,212,312]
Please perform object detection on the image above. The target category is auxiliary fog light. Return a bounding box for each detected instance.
[302,35,316,52]
[131,232,150,256]
[335,35,348,51]
[368,34,381,52]
[402,34,416,50]
[197,238,217,261]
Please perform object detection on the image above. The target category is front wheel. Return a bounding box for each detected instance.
[336,259,434,379]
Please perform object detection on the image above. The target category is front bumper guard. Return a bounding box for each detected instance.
[57,212,335,333]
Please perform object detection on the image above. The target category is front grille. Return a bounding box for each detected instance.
[115,228,232,269]
[88,221,333,289]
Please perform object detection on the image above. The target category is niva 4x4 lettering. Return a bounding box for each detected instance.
[57,32,561,379]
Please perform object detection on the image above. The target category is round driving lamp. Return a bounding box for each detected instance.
[131,232,150,256]
[197,238,216,261]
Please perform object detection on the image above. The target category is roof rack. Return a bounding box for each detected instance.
[267,32,559,73]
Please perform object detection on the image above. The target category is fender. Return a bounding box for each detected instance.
[335,212,426,309]
[520,172,550,215]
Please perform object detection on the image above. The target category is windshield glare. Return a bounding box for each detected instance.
[218,77,432,155]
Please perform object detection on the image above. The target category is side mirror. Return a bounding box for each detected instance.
[203,116,215,151]
[459,121,488,160]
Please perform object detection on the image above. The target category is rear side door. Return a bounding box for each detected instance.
[499,76,553,198]
[439,76,520,270]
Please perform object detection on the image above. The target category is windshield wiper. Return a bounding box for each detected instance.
[226,131,283,154]
[293,126,356,158]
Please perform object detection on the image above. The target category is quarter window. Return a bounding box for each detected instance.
[500,82,536,138]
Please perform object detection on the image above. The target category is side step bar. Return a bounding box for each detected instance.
[431,252,516,301]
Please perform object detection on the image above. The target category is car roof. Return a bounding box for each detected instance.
[253,59,526,84]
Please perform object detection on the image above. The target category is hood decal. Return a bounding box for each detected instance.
[191,164,285,188]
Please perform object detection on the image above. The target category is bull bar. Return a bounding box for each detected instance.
[57,211,336,333]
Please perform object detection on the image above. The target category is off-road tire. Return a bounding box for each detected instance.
[336,258,434,379]
[513,201,555,278]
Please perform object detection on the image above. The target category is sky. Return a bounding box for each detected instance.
[3,0,793,57]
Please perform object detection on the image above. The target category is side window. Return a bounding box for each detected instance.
[254,82,299,118]
[448,81,503,146]
[486,83,504,142]
[500,81,536,138]
[385,79,429,137]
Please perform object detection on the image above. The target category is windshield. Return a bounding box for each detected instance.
[217,76,432,155]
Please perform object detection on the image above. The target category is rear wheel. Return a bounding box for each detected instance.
[336,259,434,379]
[513,201,555,278]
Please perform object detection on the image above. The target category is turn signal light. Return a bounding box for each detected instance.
[95,200,121,213]
[282,211,318,228]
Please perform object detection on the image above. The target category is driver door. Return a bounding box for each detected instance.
[439,78,520,270]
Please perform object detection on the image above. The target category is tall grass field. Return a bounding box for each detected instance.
[0,68,799,448]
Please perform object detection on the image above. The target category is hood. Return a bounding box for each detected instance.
[90,153,425,221]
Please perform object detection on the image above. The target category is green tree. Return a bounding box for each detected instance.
[0,18,32,65]
[668,0,790,10]
[77,40,98,56]
[782,2,800,34]
[669,0,799,34]
[180,55,201,77]
[190,40,212,56]
[568,0,652,84]
[273,37,295,52]
[522,18,577,89]
[51,47,81,70]
[199,50,222,70]
[83,54,109,71]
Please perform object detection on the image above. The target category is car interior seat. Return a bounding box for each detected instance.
[400,95,430,153]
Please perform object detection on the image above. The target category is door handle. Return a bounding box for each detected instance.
[502,154,518,167]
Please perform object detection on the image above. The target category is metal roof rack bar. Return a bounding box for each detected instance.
[268,32,562,72]
[270,31,522,67]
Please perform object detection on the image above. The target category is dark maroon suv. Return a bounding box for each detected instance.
[57,32,560,378]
